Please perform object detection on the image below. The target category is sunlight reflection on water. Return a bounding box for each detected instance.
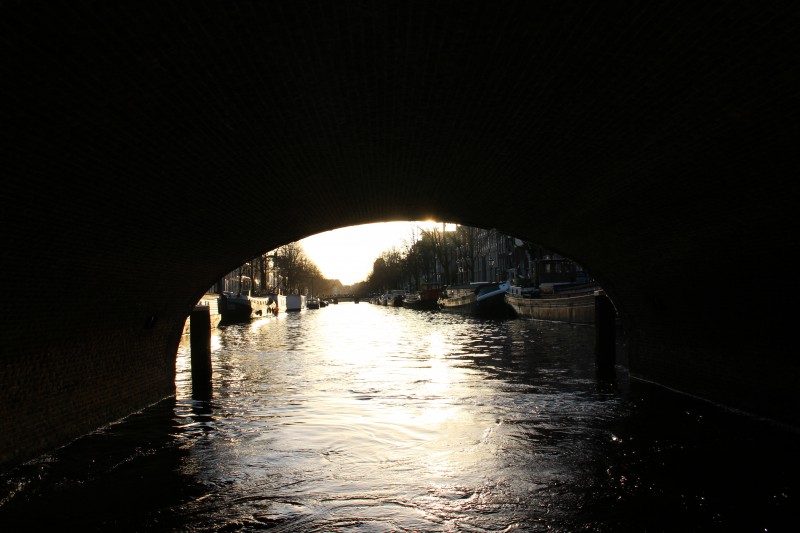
[169,304,610,530]
[2,302,798,531]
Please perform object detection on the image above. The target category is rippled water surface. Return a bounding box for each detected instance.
[2,302,797,531]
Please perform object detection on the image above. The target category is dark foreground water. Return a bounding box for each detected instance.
[1,302,797,531]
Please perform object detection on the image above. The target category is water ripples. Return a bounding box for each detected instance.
[2,302,798,531]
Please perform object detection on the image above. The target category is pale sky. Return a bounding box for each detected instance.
[300,221,450,285]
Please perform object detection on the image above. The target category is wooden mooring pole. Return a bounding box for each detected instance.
[190,305,212,400]
[594,290,616,372]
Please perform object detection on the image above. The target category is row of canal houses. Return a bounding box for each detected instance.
[211,253,285,300]
[459,228,589,287]
[395,225,590,294]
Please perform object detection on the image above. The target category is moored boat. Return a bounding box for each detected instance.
[402,284,441,311]
[438,281,513,317]
[285,294,307,312]
[388,289,405,307]
[505,281,600,324]
[216,274,278,324]
[267,292,287,315]
[218,291,276,324]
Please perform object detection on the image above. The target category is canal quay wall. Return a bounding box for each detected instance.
[1,324,180,472]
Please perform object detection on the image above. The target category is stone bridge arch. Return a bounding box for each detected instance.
[2,2,798,470]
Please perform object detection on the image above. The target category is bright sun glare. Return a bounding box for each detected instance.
[300,221,454,285]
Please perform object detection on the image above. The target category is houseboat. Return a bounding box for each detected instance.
[217,275,276,324]
[505,281,600,324]
[285,294,307,311]
[402,284,441,311]
[438,281,513,317]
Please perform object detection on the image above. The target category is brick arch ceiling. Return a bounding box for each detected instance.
[2,2,799,468]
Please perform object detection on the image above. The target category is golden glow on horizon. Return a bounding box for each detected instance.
[300,221,456,285]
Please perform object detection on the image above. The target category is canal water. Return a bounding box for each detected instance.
[1,302,797,531]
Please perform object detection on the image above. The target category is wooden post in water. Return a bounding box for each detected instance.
[594,290,616,371]
[190,305,212,399]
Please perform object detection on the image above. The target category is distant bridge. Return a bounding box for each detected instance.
[320,294,361,302]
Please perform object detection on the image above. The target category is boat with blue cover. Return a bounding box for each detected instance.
[437,280,513,317]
